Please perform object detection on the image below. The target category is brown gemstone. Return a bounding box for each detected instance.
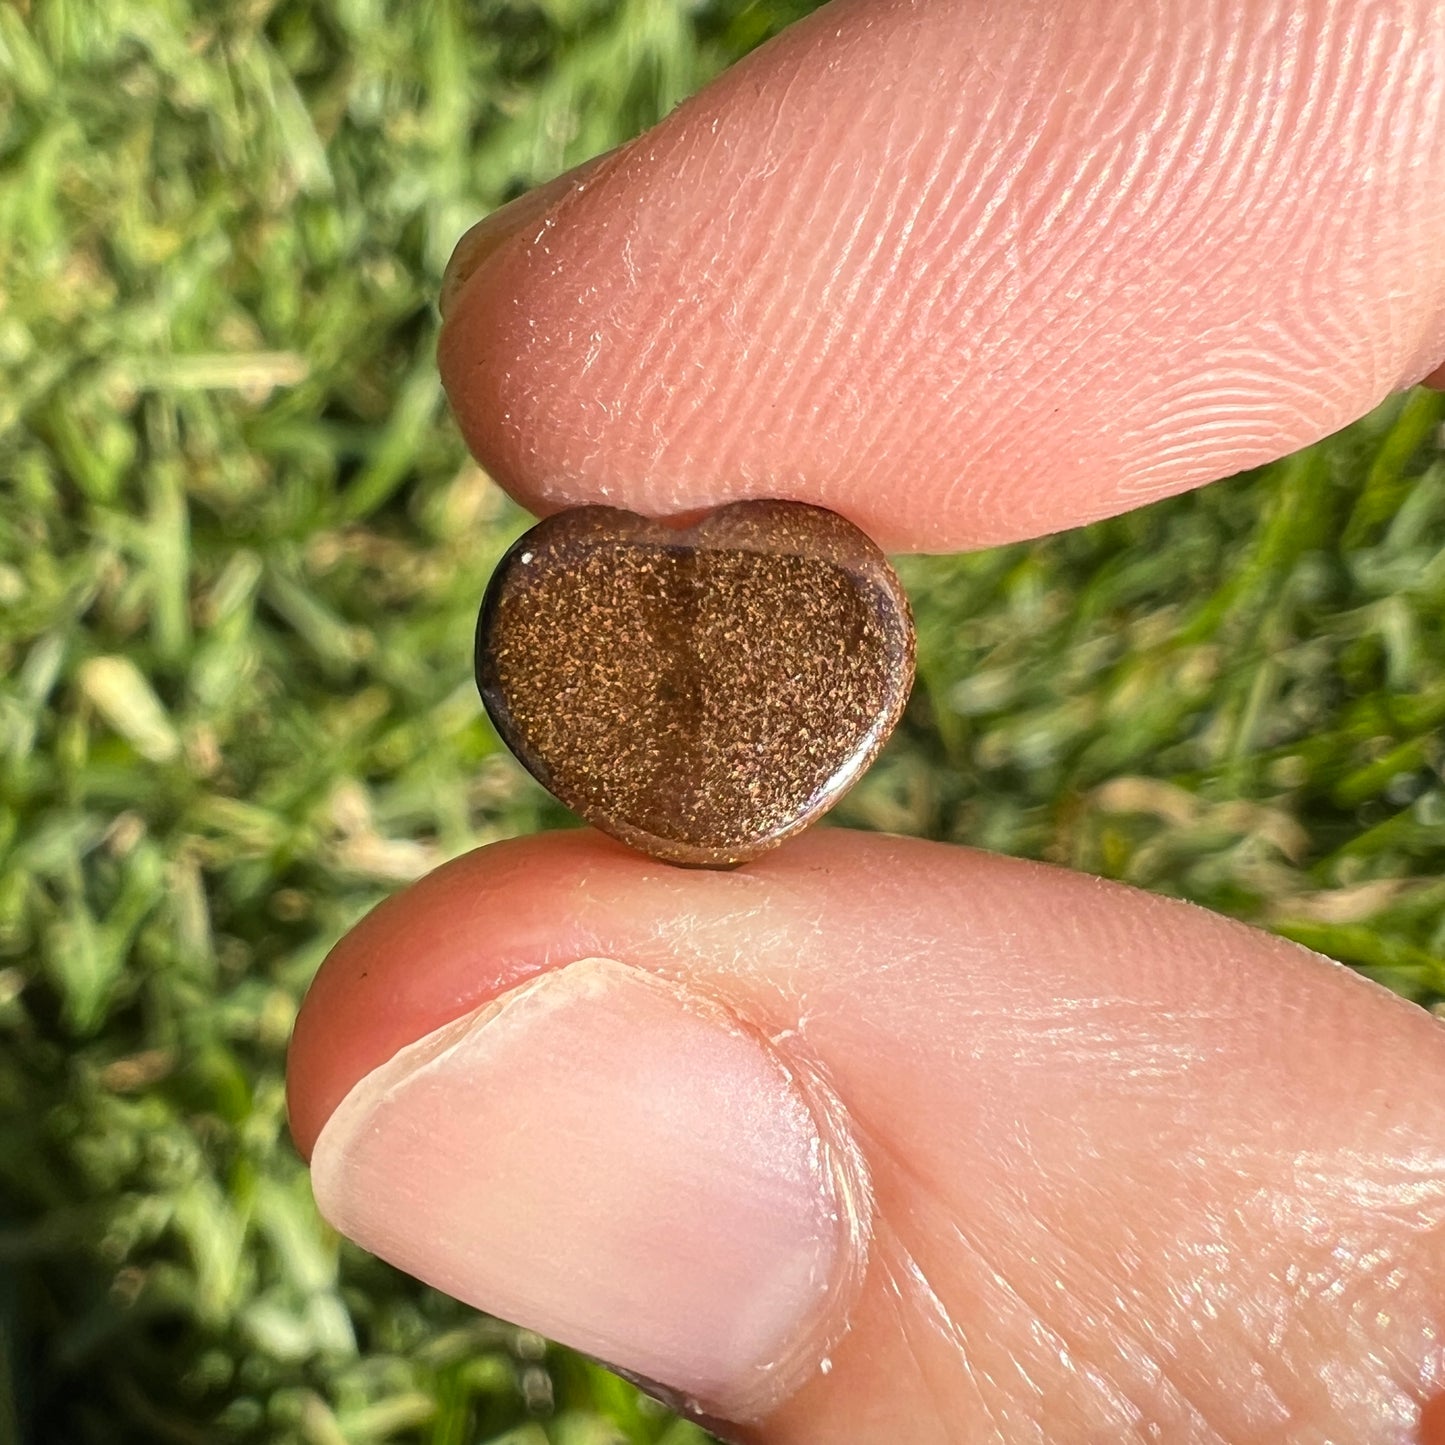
[475,500,915,867]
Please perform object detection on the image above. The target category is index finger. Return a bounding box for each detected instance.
[439,0,1445,553]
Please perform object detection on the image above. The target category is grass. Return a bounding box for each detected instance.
[1,0,1442,1441]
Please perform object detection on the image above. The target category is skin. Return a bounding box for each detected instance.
[289,0,1445,1440]
[292,834,1445,1443]
[436,0,1445,551]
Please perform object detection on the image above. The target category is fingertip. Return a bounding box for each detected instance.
[289,829,1445,1440]
[438,0,1445,550]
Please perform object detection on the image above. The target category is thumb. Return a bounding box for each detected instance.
[287,831,1445,1444]
[437,0,1445,552]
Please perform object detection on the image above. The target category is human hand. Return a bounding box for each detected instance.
[287,0,1445,1441]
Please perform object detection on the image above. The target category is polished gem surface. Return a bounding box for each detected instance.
[475,500,915,867]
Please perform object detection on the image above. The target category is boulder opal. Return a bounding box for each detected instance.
[475,500,915,867]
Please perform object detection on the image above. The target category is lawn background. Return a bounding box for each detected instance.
[1,1,1443,1441]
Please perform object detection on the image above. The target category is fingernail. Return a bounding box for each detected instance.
[1425,360,1445,392]
[310,958,858,1422]
[603,1364,751,1445]
[439,153,612,321]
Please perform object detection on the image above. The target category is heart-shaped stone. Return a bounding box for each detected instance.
[475,500,915,867]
